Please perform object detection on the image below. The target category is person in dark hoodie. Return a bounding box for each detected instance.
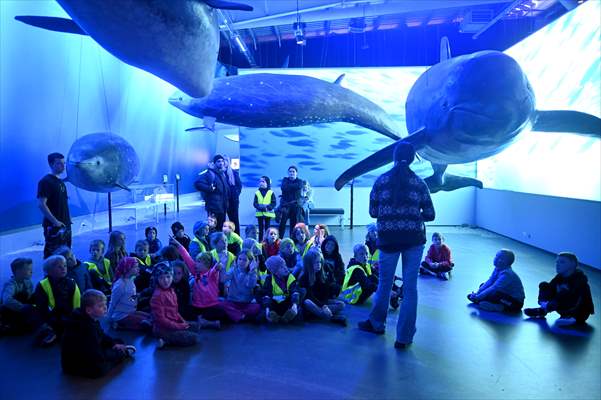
[524,252,595,325]
[194,155,230,230]
[321,235,345,298]
[253,175,277,242]
[278,165,305,238]
[61,289,134,378]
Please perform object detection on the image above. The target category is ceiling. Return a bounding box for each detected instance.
[216,0,582,68]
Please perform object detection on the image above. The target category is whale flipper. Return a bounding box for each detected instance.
[425,163,483,193]
[334,127,428,190]
[533,110,601,136]
[115,182,131,191]
[14,16,86,35]
[203,0,253,11]
[334,74,346,85]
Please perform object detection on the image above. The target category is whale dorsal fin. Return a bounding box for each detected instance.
[203,0,253,11]
[14,16,87,35]
[533,110,601,137]
[334,74,346,85]
[334,127,428,190]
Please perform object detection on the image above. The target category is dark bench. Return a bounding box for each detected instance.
[308,208,345,227]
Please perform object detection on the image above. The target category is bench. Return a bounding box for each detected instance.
[307,208,345,227]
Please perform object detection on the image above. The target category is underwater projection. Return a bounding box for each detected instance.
[15,0,253,98]
[66,133,139,192]
[477,0,601,202]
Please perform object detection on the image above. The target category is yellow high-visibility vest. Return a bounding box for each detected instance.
[255,190,276,218]
[84,259,113,285]
[341,264,370,304]
[39,277,81,310]
[191,237,206,254]
[367,249,379,275]
[271,274,296,303]
[210,249,235,272]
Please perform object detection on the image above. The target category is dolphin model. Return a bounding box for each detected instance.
[168,73,403,140]
[66,133,139,192]
[335,50,601,192]
[15,0,253,98]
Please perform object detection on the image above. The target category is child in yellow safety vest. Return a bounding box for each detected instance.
[341,244,378,305]
[222,221,243,256]
[85,239,113,296]
[33,255,81,346]
[261,256,302,323]
[253,176,276,242]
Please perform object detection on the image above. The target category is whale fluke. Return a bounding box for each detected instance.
[533,110,601,136]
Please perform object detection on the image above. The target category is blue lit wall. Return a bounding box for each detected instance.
[0,1,228,232]
[477,0,600,202]
[238,67,476,188]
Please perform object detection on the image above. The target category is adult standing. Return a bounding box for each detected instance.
[278,165,305,238]
[194,155,230,231]
[38,152,72,259]
[357,141,435,349]
[224,156,242,235]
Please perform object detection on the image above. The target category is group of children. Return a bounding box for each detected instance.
[0,218,595,378]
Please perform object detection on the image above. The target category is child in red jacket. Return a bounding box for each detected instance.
[420,232,454,280]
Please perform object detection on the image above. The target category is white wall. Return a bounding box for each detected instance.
[475,189,601,269]
[238,186,476,228]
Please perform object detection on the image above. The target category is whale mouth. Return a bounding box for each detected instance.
[450,106,506,122]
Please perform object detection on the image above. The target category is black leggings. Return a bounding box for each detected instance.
[257,216,271,242]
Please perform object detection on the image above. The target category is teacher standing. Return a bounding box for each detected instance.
[357,141,435,349]
[278,165,305,238]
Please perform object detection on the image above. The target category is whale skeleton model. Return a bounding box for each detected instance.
[334,48,601,192]
[15,0,253,98]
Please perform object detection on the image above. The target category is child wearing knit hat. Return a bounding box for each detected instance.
[261,255,302,323]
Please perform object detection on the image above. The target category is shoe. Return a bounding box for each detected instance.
[438,272,449,281]
[357,319,385,335]
[524,307,547,318]
[330,315,347,327]
[125,345,137,356]
[390,294,400,310]
[467,293,478,303]
[267,311,280,323]
[157,338,165,349]
[394,341,412,349]
[555,317,577,326]
[477,301,505,312]
[281,307,298,323]
[41,331,57,346]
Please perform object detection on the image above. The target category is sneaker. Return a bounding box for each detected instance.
[41,331,57,346]
[390,293,400,310]
[330,315,347,327]
[267,311,280,323]
[555,317,577,326]
[125,345,137,357]
[394,341,412,350]
[524,307,547,318]
[357,319,385,335]
[282,307,298,323]
[438,272,449,281]
[157,338,165,349]
[477,301,505,312]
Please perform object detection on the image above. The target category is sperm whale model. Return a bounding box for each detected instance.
[15,0,253,98]
[66,133,139,192]
[168,73,403,140]
[334,50,601,192]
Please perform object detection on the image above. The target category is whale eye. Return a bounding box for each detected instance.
[179,97,183,101]
[96,161,101,165]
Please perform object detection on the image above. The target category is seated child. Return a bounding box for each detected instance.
[0,258,36,335]
[105,230,128,274]
[292,223,312,258]
[321,235,345,297]
[524,252,595,325]
[253,175,276,242]
[190,221,210,259]
[54,246,93,292]
[467,249,525,312]
[242,238,266,285]
[298,249,346,326]
[262,227,281,259]
[171,221,191,251]
[61,289,134,378]
[210,232,236,274]
[420,232,454,280]
[261,255,302,323]
[85,239,113,296]
[207,213,218,236]
[150,263,201,348]
[341,244,379,305]
[279,238,302,275]
[222,250,261,322]
[34,255,81,346]
[107,257,152,330]
[309,224,329,250]
[172,260,192,320]
[244,224,259,242]
[223,221,243,256]
[145,226,162,256]
[131,239,153,293]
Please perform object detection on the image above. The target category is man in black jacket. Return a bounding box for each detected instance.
[278,165,305,238]
[61,289,133,378]
[194,155,230,230]
[224,156,242,235]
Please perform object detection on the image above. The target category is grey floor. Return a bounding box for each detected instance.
[0,205,599,400]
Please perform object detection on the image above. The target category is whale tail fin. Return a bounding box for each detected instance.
[533,110,601,136]
[14,16,87,35]
[334,127,428,190]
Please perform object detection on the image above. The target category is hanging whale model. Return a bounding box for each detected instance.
[334,50,601,192]
[14,0,253,98]
[168,73,403,140]
[66,133,139,192]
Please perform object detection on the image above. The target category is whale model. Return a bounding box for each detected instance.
[66,133,139,192]
[15,0,253,98]
[168,73,403,140]
[335,50,601,192]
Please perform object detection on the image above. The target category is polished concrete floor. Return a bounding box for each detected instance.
[0,206,599,400]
